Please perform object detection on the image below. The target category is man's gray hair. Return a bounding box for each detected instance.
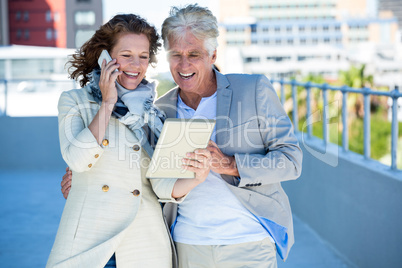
[161,4,219,55]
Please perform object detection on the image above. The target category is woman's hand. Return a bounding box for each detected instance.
[171,149,212,199]
[181,149,212,182]
[89,58,121,144]
[61,167,72,199]
[99,58,121,105]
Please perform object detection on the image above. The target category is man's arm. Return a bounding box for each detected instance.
[207,75,302,186]
[234,75,302,187]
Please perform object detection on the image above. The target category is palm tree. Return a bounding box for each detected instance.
[339,64,373,118]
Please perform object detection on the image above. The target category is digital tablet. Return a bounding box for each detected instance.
[146,118,216,179]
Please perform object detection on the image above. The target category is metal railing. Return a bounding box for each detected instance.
[271,79,402,171]
[1,78,401,170]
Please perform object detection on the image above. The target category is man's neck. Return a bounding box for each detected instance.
[179,71,217,110]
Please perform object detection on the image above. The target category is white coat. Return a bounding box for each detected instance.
[47,86,177,268]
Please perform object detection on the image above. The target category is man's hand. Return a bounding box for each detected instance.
[61,167,72,199]
[207,140,240,177]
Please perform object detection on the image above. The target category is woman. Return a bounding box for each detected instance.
[47,14,178,268]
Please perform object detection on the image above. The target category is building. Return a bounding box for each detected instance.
[65,0,103,48]
[378,0,402,29]
[217,0,401,83]
[0,0,9,45]
[7,0,102,48]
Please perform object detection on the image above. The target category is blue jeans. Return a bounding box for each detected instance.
[104,254,116,268]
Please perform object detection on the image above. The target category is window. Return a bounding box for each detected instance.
[263,27,269,32]
[323,26,329,31]
[16,29,22,39]
[23,11,29,22]
[24,29,30,40]
[46,29,53,40]
[287,39,293,45]
[311,26,317,32]
[46,10,52,22]
[245,57,260,63]
[76,30,95,47]
[300,38,306,45]
[75,11,96,25]
[286,26,292,32]
[275,26,280,32]
[53,12,60,22]
[299,26,305,32]
[54,30,58,39]
[16,11,21,21]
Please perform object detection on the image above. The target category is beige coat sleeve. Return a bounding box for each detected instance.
[58,91,104,172]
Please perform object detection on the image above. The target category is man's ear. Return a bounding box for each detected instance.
[211,50,217,63]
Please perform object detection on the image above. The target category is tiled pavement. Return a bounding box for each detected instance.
[0,169,354,268]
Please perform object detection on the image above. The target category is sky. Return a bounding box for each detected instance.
[102,0,218,32]
[102,0,378,28]
[101,0,218,74]
[101,0,378,74]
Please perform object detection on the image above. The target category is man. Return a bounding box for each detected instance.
[62,5,302,267]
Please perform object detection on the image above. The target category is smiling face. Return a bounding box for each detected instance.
[167,32,217,102]
[110,33,150,90]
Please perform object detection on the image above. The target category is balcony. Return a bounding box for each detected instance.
[0,80,401,267]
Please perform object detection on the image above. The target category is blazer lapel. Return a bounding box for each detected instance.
[156,87,179,119]
[215,71,232,147]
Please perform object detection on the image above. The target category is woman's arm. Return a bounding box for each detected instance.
[88,59,120,144]
[149,148,211,202]
[171,148,211,198]
[58,60,121,172]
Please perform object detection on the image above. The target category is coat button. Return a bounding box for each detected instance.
[102,185,109,192]
[94,154,99,158]
[132,145,140,151]
[132,189,140,196]
[102,139,109,146]
[88,163,92,168]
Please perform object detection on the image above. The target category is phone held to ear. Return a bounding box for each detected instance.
[98,50,116,72]
[98,50,125,90]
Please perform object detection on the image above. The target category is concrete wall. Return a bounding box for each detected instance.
[0,116,65,170]
[283,133,402,268]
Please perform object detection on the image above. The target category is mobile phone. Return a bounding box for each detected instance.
[98,50,125,92]
[98,50,118,73]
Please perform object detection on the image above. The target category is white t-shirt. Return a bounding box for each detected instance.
[172,92,270,245]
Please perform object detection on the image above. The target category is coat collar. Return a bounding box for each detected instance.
[83,85,99,104]
[215,70,232,146]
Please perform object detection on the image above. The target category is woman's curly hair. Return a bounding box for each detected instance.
[68,14,161,87]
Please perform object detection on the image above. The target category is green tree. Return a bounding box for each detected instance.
[339,64,373,118]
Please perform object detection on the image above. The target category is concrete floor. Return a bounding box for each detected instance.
[0,169,354,268]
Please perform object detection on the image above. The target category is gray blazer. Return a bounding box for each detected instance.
[155,70,302,261]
